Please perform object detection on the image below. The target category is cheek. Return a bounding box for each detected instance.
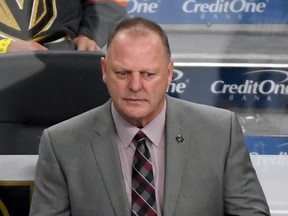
[107,80,125,96]
[147,81,167,100]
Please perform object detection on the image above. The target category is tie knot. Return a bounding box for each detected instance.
[134,130,146,142]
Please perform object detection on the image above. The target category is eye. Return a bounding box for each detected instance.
[142,72,156,80]
[115,71,128,79]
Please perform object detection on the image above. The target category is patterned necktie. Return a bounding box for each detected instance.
[131,131,157,216]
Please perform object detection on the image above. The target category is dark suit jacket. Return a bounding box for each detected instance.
[30,96,270,215]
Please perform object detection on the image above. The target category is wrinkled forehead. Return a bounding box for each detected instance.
[107,29,170,60]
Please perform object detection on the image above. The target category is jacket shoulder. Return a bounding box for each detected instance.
[167,96,232,119]
[48,101,111,136]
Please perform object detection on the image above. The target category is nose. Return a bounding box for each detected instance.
[128,72,143,92]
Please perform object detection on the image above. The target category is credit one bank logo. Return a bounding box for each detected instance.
[127,0,161,13]
[166,69,189,94]
[211,69,288,102]
[183,0,268,13]
[182,0,269,21]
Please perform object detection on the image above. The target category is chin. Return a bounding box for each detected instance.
[125,111,146,119]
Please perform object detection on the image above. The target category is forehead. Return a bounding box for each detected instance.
[115,35,164,57]
[108,30,166,55]
[106,32,168,70]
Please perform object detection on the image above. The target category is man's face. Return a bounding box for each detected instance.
[101,31,173,127]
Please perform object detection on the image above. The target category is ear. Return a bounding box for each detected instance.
[100,57,107,84]
[167,60,174,85]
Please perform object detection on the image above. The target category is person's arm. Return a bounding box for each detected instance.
[29,129,70,216]
[224,113,270,215]
[0,38,48,53]
[7,39,48,52]
[76,0,127,50]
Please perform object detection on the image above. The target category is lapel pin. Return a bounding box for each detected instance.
[176,135,184,144]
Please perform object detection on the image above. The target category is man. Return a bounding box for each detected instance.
[30,17,270,215]
[0,0,127,53]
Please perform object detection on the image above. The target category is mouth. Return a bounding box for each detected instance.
[124,98,147,103]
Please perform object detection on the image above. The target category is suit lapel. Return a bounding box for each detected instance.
[163,125,190,216]
[90,102,130,216]
[163,97,190,216]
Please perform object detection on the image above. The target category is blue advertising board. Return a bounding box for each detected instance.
[245,135,288,155]
[128,0,288,24]
[168,66,288,110]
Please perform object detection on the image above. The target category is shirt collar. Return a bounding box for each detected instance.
[111,101,166,148]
